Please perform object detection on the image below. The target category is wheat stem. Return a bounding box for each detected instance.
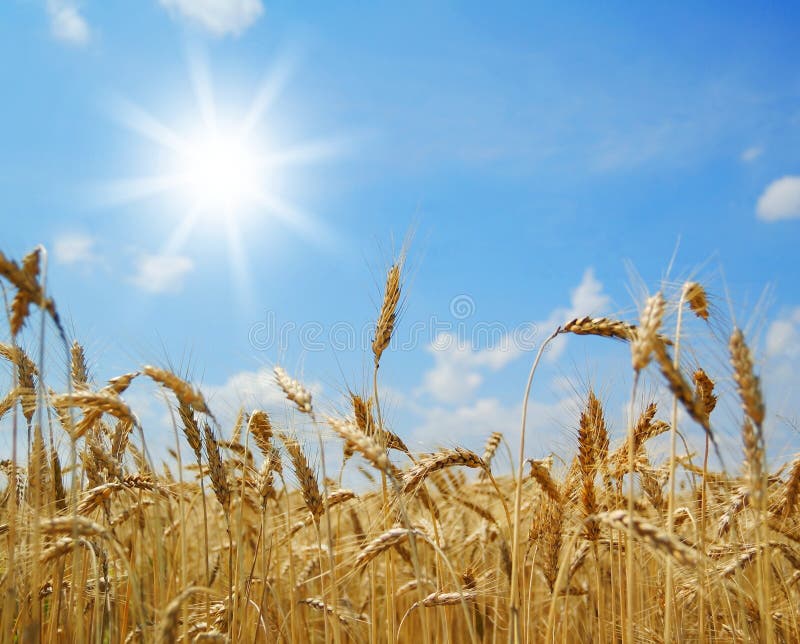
[510,327,560,642]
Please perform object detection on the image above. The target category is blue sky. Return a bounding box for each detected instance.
[1,1,799,466]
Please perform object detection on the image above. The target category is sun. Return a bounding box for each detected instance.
[102,51,341,267]
[177,129,262,215]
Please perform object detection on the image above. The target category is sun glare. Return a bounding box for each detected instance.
[178,131,262,214]
[103,51,342,270]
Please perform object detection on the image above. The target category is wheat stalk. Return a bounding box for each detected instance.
[328,417,392,477]
[70,341,89,390]
[203,422,230,511]
[418,590,478,607]
[247,410,274,458]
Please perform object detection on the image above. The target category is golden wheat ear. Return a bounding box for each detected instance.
[247,409,274,458]
[0,247,65,340]
[478,431,503,480]
[577,391,607,540]
[327,416,392,477]
[683,281,710,320]
[400,448,484,494]
[279,433,323,521]
[631,292,665,371]
[274,366,314,416]
[142,365,212,417]
[203,422,230,511]
[372,261,402,369]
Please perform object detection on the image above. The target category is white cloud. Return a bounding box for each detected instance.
[740,146,763,163]
[568,267,610,316]
[409,347,579,462]
[53,233,97,265]
[757,176,800,221]
[761,309,800,458]
[408,273,604,452]
[542,267,611,360]
[201,366,325,435]
[46,1,90,46]
[766,308,800,359]
[406,387,580,461]
[202,367,282,425]
[411,397,521,445]
[419,331,526,405]
[116,367,324,462]
[420,346,484,404]
[159,0,264,36]
[416,268,609,404]
[131,254,194,293]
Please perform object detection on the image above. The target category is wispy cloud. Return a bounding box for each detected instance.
[46,1,90,46]
[757,176,800,221]
[53,233,97,266]
[741,145,763,162]
[131,253,194,294]
[158,0,264,37]
[766,308,800,359]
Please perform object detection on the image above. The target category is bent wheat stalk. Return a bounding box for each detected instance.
[510,326,560,643]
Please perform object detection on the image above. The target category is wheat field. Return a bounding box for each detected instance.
[1,245,799,643]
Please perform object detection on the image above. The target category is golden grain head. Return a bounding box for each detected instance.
[729,328,765,427]
[143,365,211,415]
[631,292,666,371]
[683,281,709,320]
[693,368,717,417]
[274,366,313,414]
[372,262,402,366]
